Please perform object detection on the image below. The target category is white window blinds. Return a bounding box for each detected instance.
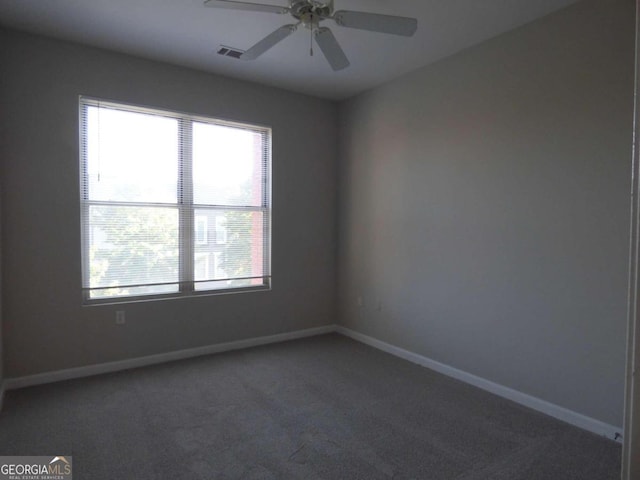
[80,98,271,302]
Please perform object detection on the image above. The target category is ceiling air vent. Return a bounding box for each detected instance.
[217,46,244,59]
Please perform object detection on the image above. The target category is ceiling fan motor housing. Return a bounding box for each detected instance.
[290,0,333,27]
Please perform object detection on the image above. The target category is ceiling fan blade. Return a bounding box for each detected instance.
[333,10,417,37]
[204,0,289,15]
[241,24,297,60]
[314,27,350,71]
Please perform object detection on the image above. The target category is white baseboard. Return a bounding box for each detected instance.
[5,324,336,391]
[3,322,623,443]
[336,326,623,443]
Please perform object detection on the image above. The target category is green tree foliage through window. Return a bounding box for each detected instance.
[89,206,179,297]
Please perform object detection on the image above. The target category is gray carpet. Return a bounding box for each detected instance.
[0,334,621,479]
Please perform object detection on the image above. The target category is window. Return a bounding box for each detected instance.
[194,252,210,280]
[215,216,228,245]
[195,216,208,245]
[80,97,271,302]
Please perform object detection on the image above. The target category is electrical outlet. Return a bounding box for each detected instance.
[115,311,126,325]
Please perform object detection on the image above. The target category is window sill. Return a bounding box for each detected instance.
[82,283,271,307]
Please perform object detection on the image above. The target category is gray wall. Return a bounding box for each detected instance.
[0,29,338,378]
[337,0,635,427]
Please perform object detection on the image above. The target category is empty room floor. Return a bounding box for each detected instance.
[0,334,621,479]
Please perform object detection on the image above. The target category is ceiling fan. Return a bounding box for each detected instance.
[204,0,418,71]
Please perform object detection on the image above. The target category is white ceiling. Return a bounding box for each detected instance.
[0,0,581,100]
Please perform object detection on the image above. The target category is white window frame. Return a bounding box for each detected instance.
[79,97,272,304]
